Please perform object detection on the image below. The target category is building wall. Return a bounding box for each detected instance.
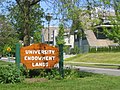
[64,35,74,48]
[42,26,74,48]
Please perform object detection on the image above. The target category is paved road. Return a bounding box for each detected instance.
[76,66,120,76]
[65,65,120,76]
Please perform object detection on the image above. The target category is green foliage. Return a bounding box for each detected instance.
[0,15,19,56]
[65,68,96,79]
[2,44,17,57]
[89,46,120,53]
[0,63,23,84]
[22,67,96,80]
[104,24,120,44]
[1,73,120,90]
[89,47,97,53]
[63,45,70,54]
[33,31,41,43]
[56,23,65,45]
[8,2,44,45]
[25,68,61,80]
[100,0,120,44]
[64,68,80,79]
[70,46,80,54]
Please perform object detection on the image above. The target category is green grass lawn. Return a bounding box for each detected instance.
[65,52,120,64]
[1,74,120,90]
[65,52,120,69]
[1,57,120,90]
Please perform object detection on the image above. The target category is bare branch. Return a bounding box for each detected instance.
[30,0,41,6]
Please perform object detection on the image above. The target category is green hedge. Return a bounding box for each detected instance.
[89,46,120,53]
[70,46,80,54]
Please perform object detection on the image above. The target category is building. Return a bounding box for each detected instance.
[74,9,119,53]
[42,26,74,48]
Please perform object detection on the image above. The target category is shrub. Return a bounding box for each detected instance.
[27,68,61,80]
[25,67,96,80]
[0,63,23,84]
[64,45,70,55]
[89,46,120,53]
[70,46,80,54]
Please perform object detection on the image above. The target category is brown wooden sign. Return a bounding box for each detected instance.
[20,43,59,69]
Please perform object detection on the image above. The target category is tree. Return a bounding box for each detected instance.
[56,23,65,45]
[8,0,44,46]
[50,0,102,49]
[100,0,120,44]
[113,0,120,16]
[0,15,19,56]
[15,0,41,46]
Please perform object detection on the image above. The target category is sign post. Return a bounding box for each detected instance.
[15,43,20,75]
[59,44,64,78]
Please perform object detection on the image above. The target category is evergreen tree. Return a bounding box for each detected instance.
[56,23,65,45]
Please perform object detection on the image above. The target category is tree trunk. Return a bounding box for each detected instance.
[16,0,41,46]
[23,1,30,46]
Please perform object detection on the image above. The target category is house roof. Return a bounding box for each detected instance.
[85,30,119,47]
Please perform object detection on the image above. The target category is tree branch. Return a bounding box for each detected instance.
[30,0,41,6]
[15,0,24,13]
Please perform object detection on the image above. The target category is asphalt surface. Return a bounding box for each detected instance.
[75,66,120,76]
[65,64,120,76]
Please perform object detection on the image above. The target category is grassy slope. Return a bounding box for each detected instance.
[1,75,120,90]
[65,52,120,64]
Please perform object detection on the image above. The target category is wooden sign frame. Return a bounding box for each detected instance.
[20,43,59,69]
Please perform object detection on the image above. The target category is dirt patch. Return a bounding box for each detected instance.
[25,78,48,83]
